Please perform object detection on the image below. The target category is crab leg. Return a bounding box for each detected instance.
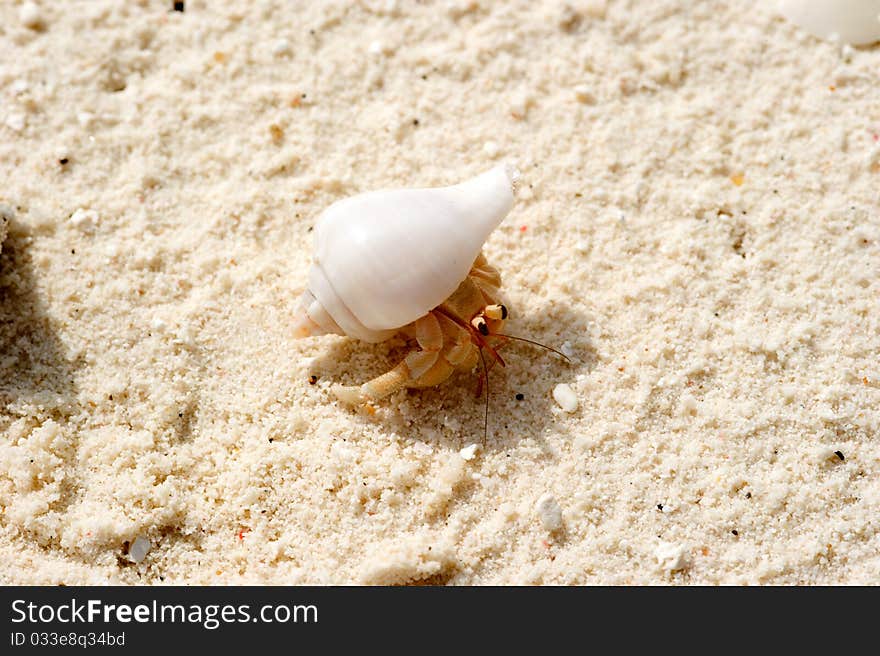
[332,312,455,404]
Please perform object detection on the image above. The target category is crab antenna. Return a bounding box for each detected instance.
[495,333,572,363]
[478,346,490,444]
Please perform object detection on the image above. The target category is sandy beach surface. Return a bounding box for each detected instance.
[1,0,878,584]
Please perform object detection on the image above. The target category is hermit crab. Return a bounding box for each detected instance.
[293,165,566,430]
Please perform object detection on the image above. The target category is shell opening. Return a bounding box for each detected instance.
[293,289,344,338]
[307,264,397,343]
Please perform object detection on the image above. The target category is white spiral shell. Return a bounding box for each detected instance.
[778,0,880,45]
[293,164,518,343]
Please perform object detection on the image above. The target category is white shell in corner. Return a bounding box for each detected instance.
[293,165,518,343]
[778,0,880,45]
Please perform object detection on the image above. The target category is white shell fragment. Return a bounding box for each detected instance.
[294,164,518,343]
[459,444,479,461]
[129,536,151,563]
[655,541,689,572]
[552,383,578,412]
[535,493,564,532]
[778,0,880,45]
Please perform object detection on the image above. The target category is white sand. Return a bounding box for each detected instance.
[1,1,878,584]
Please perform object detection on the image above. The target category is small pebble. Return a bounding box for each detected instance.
[150,318,166,331]
[272,39,291,56]
[552,383,578,412]
[515,393,524,401]
[483,141,500,158]
[560,341,576,360]
[69,208,98,231]
[129,536,151,563]
[5,114,25,132]
[459,444,479,461]
[535,493,563,532]
[368,40,384,56]
[11,79,30,94]
[509,91,532,118]
[573,84,596,104]
[814,447,837,463]
[19,2,43,30]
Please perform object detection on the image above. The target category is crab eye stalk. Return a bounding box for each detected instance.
[484,304,508,321]
[471,316,490,336]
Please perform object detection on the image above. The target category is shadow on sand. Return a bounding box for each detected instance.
[0,219,78,419]
[308,301,596,453]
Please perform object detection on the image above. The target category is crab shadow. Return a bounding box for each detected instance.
[0,219,78,417]
[308,302,596,454]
